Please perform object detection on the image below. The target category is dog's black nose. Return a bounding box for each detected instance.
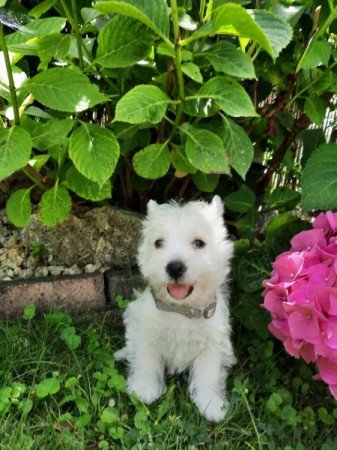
[166,260,186,279]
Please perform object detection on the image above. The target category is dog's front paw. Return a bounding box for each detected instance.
[193,391,228,422]
[127,376,163,404]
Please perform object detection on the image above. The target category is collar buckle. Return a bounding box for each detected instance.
[203,302,216,318]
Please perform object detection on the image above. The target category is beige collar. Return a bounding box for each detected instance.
[151,289,217,319]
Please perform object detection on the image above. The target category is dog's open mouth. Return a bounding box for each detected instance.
[167,283,194,300]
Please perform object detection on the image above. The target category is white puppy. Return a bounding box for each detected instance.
[115,196,236,422]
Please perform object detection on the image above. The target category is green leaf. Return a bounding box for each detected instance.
[32,118,74,150]
[250,10,292,59]
[74,413,91,428]
[7,42,38,56]
[25,68,108,112]
[299,129,326,165]
[133,142,170,179]
[236,208,259,239]
[6,189,32,228]
[38,33,71,70]
[0,126,32,181]
[314,71,337,96]
[157,42,175,57]
[318,407,335,425]
[263,187,300,211]
[95,0,171,42]
[197,77,257,117]
[201,41,256,79]
[67,166,111,201]
[304,95,326,126]
[35,377,60,398]
[297,39,331,72]
[170,146,197,174]
[30,154,50,172]
[60,326,81,350]
[23,304,36,321]
[29,0,57,19]
[181,62,203,83]
[192,172,219,192]
[21,399,33,416]
[82,7,101,23]
[39,185,72,227]
[96,16,153,68]
[265,213,311,256]
[224,185,256,212]
[183,88,219,118]
[274,4,306,27]
[101,408,118,424]
[221,116,254,179]
[69,123,120,185]
[203,4,272,54]
[24,106,53,120]
[44,311,72,326]
[190,5,291,59]
[114,85,170,124]
[6,18,66,45]
[47,140,69,167]
[301,143,337,212]
[180,123,228,174]
[237,247,273,292]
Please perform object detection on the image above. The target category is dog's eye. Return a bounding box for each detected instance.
[155,239,164,248]
[193,239,206,248]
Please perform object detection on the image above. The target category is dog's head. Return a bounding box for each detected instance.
[137,196,233,308]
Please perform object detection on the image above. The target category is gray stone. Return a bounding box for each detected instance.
[18,268,34,278]
[63,264,82,276]
[34,266,49,278]
[22,207,143,269]
[48,266,63,277]
[105,269,146,306]
[85,263,101,274]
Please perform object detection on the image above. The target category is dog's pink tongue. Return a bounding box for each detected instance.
[167,283,190,300]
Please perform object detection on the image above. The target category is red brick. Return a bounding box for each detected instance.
[0,273,105,319]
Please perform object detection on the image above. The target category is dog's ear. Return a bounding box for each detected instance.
[147,199,158,215]
[210,195,224,216]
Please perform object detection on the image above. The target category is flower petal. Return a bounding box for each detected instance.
[316,357,337,385]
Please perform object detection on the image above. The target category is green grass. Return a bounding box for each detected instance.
[0,305,336,450]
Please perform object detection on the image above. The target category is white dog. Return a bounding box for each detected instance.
[115,196,236,422]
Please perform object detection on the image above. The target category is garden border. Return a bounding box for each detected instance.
[0,269,145,319]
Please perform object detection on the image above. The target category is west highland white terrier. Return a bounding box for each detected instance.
[115,196,236,422]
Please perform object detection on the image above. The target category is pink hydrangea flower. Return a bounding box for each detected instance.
[262,212,337,400]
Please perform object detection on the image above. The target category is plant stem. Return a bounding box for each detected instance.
[170,0,186,135]
[171,0,180,45]
[199,0,206,22]
[0,22,20,125]
[22,166,49,191]
[287,60,337,107]
[60,0,84,69]
[242,390,263,450]
[71,0,84,70]
[315,5,337,39]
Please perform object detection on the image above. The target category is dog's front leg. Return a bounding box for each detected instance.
[189,347,228,422]
[127,342,165,404]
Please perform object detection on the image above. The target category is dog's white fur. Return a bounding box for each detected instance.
[115,196,236,422]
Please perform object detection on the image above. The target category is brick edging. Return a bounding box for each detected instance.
[0,269,145,319]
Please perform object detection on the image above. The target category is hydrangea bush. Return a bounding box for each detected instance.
[263,212,337,400]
